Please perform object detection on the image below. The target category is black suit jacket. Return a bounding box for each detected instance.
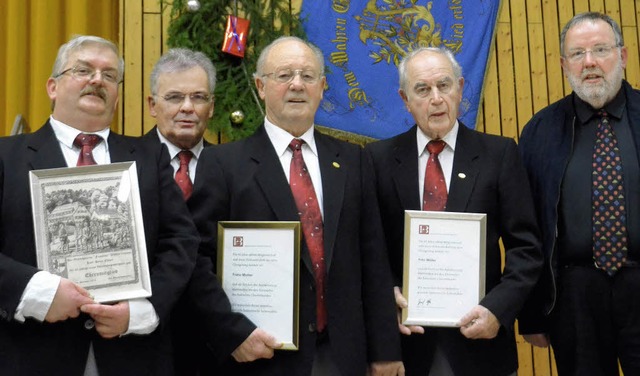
[0,121,199,376]
[189,125,401,376]
[365,124,543,376]
[142,127,256,373]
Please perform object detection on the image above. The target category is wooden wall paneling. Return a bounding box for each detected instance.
[143,12,162,135]
[541,0,565,104]
[527,0,551,117]
[121,1,144,136]
[479,16,501,135]
[510,0,533,139]
[573,0,590,15]
[589,0,606,13]
[496,10,517,137]
[621,0,640,88]
[557,1,575,97]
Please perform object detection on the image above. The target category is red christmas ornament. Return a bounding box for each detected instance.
[222,15,250,57]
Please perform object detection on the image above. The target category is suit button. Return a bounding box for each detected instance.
[309,284,314,291]
[308,323,316,333]
[84,319,95,330]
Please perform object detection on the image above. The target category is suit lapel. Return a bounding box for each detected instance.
[249,127,315,272]
[315,131,345,271]
[447,124,480,212]
[107,132,137,163]
[27,122,68,170]
[392,127,421,210]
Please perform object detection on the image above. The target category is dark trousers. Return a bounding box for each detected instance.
[550,265,640,376]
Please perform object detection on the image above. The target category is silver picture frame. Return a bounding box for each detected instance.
[29,162,151,303]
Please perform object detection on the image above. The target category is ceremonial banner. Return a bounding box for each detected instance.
[302,0,501,139]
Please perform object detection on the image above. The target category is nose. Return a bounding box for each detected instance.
[430,88,444,103]
[583,51,597,67]
[179,97,196,112]
[289,74,305,90]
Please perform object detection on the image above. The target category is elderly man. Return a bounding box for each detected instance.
[365,47,542,375]
[0,35,199,375]
[519,12,640,375]
[144,48,277,375]
[189,36,404,376]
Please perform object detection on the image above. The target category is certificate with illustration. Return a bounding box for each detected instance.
[218,221,300,350]
[29,162,151,303]
[401,210,486,327]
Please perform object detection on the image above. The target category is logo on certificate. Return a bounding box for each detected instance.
[233,236,244,247]
[419,225,430,234]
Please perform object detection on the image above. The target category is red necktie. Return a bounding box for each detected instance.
[288,139,327,332]
[423,140,447,211]
[175,150,193,200]
[592,111,628,275]
[74,134,102,166]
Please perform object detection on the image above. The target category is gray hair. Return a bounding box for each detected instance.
[560,12,624,55]
[398,47,463,92]
[253,36,325,79]
[51,35,124,82]
[150,48,217,95]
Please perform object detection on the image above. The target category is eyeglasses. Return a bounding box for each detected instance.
[262,69,322,84]
[55,65,121,84]
[565,45,620,63]
[413,78,455,99]
[157,92,213,106]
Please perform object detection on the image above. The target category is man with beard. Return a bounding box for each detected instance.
[518,12,640,375]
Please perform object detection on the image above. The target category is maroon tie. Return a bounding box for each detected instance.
[175,150,193,200]
[423,140,447,211]
[74,134,102,166]
[288,139,327,332]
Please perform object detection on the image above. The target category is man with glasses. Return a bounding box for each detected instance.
[364,47,542,376]
[0,35,200,375]
[519,12,640,375]
[143,48,278,375]
[189,36,404,375]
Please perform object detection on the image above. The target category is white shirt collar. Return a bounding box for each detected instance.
[155,128,204,159]
[416,120,459,155]
[49,115,111,148]
[263,118,318,157]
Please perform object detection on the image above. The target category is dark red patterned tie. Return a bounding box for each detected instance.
[423,140,447,211]
[288,139,327,332]
[592,111,628,275]
[74,134,102,166]
[175,150,193,200]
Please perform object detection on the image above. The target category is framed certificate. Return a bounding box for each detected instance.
[29,162,151,303]
[217,221,300,350]
[402,210,486,327]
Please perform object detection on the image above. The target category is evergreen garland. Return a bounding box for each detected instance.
[166,0,306,141]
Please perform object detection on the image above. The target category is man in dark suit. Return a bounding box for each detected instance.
[519,12,640,375]
[0,35,199,375]
[365,47,543,376]
[143,48,277,374]
[189,36,404,376]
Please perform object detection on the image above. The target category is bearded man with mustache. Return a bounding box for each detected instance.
[518,12,640,376]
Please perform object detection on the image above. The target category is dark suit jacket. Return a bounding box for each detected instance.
[365,124,543,376]
[0,121,199,376]
[189,125,401,376]
[142,127,256,373]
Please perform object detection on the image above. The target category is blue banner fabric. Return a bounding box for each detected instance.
[301,0,501,139]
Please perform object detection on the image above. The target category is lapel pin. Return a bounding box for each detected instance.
[332,162,340,168]
[458,173,466,179]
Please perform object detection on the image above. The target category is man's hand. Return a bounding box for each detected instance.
[523,333,550,348]
[368,361,405,376]
[394,286,424,335]
[232,328,282,362]
[44,278,94,323]
[458,305,500,339]
[81,301,130,339]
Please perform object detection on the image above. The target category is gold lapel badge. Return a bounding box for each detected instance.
[458,172,466,179]
[332,162,340,168]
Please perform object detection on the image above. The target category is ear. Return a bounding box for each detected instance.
[398,89,410,111]
[255,77,266,100]
[208,97,215,119]
[458,77,465,92]
[560,57,568,78]
[620,46,628,69]
[46,78,58,101]
[320,76,327,99]
[147,95,157,117]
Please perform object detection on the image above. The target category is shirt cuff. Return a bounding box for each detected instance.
[14,271,60,322]
[124,298,159,335]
